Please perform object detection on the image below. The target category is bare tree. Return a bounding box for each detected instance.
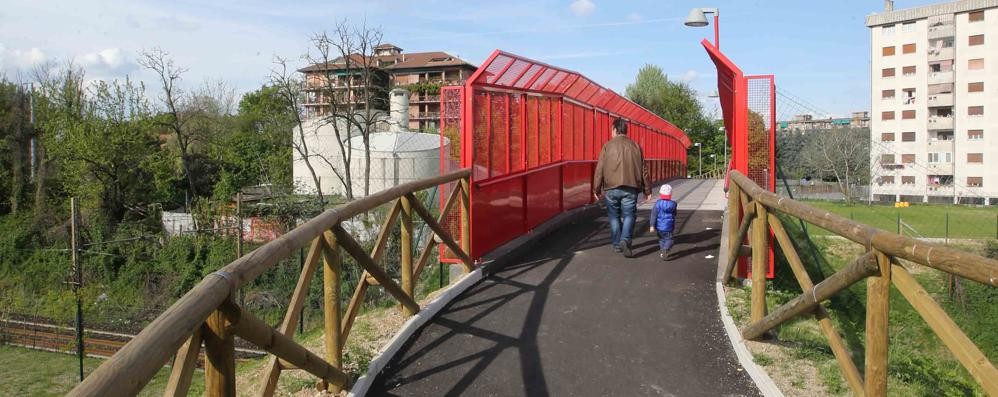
[137,48,199,200]
[305,20,388,199]
[802,127,871,204]
[270,56,326,205]
[31,61,86,217]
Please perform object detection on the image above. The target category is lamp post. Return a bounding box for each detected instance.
[694,142,702,176]
[710,154,717,173]
[684,7,720,48]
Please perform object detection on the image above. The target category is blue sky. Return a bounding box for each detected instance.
[0,0,946,118]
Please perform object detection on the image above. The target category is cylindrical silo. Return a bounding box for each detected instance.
[389,89,410,132]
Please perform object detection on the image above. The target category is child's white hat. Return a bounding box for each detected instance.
[660,184,672,196]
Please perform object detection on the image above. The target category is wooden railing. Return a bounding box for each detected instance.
[722,170,998,397]
[68,169,473,397]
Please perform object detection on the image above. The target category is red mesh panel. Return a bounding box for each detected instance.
[495,60,530,86]
[439,86,464,263]
[531,68,557,90]
[509,93,523,173]
[473,91,490,180]
[526,96,539,168]
[482,54,514,84]
[747,76,775,191]
[539,97,552,164]
[562,103,574,160]
[490,93,508,177]
[515,64,544,88]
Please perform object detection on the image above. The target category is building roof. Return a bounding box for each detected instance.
[298,51,475,73]
[866,0,997,27]
[375,43,403,50]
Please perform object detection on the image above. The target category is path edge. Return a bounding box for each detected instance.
[347,201,604,396]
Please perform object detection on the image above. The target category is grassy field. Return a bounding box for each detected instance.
[726,216,998,396]
[0,345,206,396]
[802,200,998,239]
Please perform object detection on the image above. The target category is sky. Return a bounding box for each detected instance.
[0,0,948,118]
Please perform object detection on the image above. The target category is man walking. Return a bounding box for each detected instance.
[593,118,651,257]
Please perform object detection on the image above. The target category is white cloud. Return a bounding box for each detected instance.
[680,69,699,82]
[569,0,595,17]
[77,47,136,77]
[626,13,643,22]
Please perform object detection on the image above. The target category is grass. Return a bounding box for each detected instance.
[801,200,998,239]
[0,345,205,396]
[726,215,998,396]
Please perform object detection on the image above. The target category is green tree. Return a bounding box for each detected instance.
[0,78,33,216]
[625,64,719,175]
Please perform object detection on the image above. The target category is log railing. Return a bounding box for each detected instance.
[68,169,473,397]
[723,170,998,397]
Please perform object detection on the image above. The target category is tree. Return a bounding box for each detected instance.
[32,62,87,218]
[44,78,164,224]
[0,77,33,215]
[305,20,388,199]
[232,84,294,194]
[625,64,718,174]
[801,127,870,203]
[270,58,326,204]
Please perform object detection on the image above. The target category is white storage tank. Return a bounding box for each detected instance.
[347,131,450,194]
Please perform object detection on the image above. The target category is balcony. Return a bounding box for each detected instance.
[927,71,954,84]
[410,95,441,104]
[412,112,440,120]
[927,116,953,130]
[926,93,953,107]
[928,24,954,39]
[927,138,953,152]
[927,47,953,61]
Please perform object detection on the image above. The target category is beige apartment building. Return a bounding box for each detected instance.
[299,44,477,131]
[867,0,998,205]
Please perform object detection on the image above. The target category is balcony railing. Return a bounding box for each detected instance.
[412,112,441,120]
[928,24,954,39]
[928,71,954,84]
[410,95,441,104]
[927,93,953,107]
[927,116,953,130]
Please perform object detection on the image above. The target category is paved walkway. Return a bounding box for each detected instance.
[369,179,758,396]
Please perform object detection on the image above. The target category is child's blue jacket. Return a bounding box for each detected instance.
[651,199,677,232]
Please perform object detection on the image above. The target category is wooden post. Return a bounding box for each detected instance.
[865,250,891,397]
[400,195,415,316]
[163,329,202,397]
[322,232,343,392]
[203,310,235,396]
[236,193,244,307]
[459,178,472,271]
[750,202,769,323]
[726,182,741,260]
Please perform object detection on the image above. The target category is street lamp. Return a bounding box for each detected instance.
[693,142,702,176]
[684,7,720,48]
[710,153,717,173]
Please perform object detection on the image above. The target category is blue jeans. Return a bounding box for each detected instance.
[604,187,638,247]
[657,230,674,251]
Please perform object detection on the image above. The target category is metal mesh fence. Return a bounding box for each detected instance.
[746,76,775,192]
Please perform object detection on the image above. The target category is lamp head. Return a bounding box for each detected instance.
[684,8,709,27]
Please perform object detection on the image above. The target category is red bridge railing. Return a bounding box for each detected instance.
[441,50,691,260]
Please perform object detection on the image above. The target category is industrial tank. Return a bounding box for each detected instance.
[347,131,450,194]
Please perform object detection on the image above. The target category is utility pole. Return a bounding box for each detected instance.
[70,198,84,382]
[236,193,244,306]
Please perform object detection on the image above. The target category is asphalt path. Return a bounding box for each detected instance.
[369,186,761,396]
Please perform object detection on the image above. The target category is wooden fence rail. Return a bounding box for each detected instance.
[68,169,473,397]
[723,170,998,397]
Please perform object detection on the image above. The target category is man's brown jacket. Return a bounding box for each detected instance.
[593,135,651,196]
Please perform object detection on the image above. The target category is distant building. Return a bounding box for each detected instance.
[777,111,870,133]
[867,0,998,205]
[299,44,477,132]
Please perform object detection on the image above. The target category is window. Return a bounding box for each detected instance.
[880,176,895,184]
[969,34,984,46]
[967,153,983,163]
[968,129,984,140]
[968,106,984,116]
[902,65,916,75]
[882,154,896,164]
[882,89,896,99]
[902,110,916,119]
[968,82,984,92]
[967,177,983,187]
[882,111,895,120]
[902,176,915,184]
[928,153,939,163]
[902,88,916,104]
[883,24,896,35]
[935,131,953,141]
[882,132,896,141]
[902,22,916,32]
[902,154,915,163]
[928,152,951,163]
[882,68,896,78]
[902,43,916,54]
[969,10,984,22]
[901,131,916,141]
[882,46,896,56]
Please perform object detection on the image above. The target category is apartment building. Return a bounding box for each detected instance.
[299,44,477,131]
[867,0,998,204]
[778,111,870,133]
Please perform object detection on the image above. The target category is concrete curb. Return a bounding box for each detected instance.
[714,203,784,397]
[347,202,602,396]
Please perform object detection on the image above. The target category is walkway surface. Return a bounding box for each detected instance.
[369,179,761,396]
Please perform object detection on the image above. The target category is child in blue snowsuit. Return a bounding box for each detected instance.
[649,184,677,260]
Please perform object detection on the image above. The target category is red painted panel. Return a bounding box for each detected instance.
[471,177,525,259]
[525,166,562,230]
[562,162,594,210]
